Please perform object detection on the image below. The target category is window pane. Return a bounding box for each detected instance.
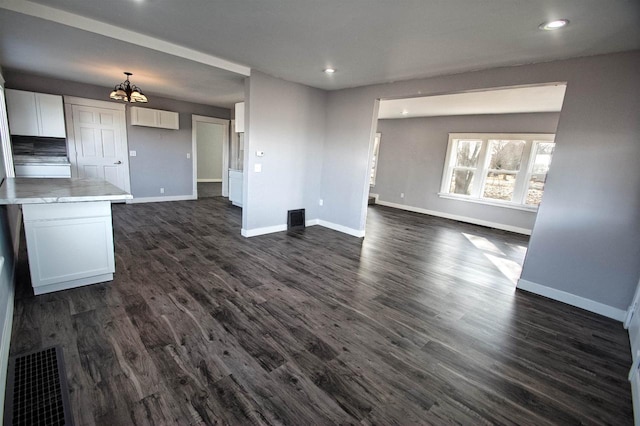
[454,140,482,167]
[531,142,555,174]
[526,173,547,206]
[450,169,475,195]
[483,172,516,201]
[487,140,525,171]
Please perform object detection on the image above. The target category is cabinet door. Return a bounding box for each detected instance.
[24,215,115,288]
[158,110,179,129]
[235,102,245,133]
[36,93,66,137]
[131,107,157,127]
[5,89,39,136]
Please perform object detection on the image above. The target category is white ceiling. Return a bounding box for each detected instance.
[0,0,638,107]
[378,84,567,119]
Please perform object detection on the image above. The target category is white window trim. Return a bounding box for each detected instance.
[370,132,381,187]
[439,133,555,210]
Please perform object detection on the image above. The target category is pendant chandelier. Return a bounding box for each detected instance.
[109,72,148,103]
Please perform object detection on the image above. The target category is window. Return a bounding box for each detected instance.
[370,133,381,186]
[440,133,555,209]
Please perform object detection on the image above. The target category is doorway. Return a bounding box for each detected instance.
[64,96,130,193]
[192,115,229,199]
[362,83,567,285]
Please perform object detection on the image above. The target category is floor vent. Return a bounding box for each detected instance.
[287,209,306,230]
[4,346,73,426]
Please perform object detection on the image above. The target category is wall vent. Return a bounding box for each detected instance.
[287,209,305,231]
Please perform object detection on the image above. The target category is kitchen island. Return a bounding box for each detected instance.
[0,178,132,295]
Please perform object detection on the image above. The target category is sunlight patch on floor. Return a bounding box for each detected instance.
[462,233,505,255]
[484,253,523,285]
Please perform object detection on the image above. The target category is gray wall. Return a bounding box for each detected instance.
[0,69,17,412]
[2,69,231,198]
[243,70,325,231]
[196,122,224,181]
[321,50,640,311]
[375,113,560,231]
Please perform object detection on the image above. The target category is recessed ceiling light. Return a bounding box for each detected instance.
[324,68,336,74]
[539,19,569,31]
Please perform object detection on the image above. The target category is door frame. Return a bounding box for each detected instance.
[63,96,131,194]
[192,115,230,198]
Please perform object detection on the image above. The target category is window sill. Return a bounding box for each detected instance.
[437,193,538,212]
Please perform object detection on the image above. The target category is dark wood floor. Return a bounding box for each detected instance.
[9,199,633,425]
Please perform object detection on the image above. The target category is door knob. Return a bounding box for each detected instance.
[114,160,122,164]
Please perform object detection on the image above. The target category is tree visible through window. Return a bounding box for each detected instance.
[441,133,555,208]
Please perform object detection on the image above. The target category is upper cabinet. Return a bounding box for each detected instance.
[130,106,179,130]
[5,89,66,138]
[235,102,245,133]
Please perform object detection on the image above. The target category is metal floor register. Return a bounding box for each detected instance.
[4,346,73,426]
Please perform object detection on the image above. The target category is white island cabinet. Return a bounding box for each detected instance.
[0,178,132,295]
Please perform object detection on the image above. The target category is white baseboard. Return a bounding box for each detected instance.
[239,218,368,238]
[376,200,531,235]
[317,220,365,238]
[241,224,287,237]
[197,179,222,183]
[369,193,380,202]
[127,195,197,204]
[517,278,626,321]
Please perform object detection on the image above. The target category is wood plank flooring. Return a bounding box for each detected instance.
[9,198,633,425]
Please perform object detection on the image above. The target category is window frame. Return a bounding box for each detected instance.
[439,133,555,211]
[369,132,381,186]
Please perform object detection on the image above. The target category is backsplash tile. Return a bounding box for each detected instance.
[11,136,67,157]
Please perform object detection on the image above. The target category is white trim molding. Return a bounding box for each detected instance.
[0,0,250,76]
[192,115,230,200]
[517,279,626,322]
[317,220,365,238]
[376,200,532,235]
[240,219,366,238]
[197,178,222,183]
[127,195,196,204]
[241,224,287,238]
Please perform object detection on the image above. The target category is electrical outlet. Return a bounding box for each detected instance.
[160,187,165,194]
[400,192,405,198]
[319,199,324,206]
[187,153,191,159]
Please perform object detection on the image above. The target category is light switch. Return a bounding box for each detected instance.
[254,163,262,173]
[187,153,191,159]
[129,150,137,157]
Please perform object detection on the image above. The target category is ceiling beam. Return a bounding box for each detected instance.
[0,0,251,76]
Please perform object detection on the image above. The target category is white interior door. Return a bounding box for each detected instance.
[71,104,128,191]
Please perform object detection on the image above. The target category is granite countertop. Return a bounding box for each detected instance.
[0,178,133,205]
[13,155,71,165]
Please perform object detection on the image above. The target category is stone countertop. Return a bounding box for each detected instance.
[0,178,133,205]
[13,155,71,165]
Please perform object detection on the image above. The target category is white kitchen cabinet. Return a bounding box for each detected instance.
[235,102,245,133]
[5,89,66,137]
[229,169,243,207]
[22,201,115,295]
[130,106,179,129]
[14,163,72,178]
